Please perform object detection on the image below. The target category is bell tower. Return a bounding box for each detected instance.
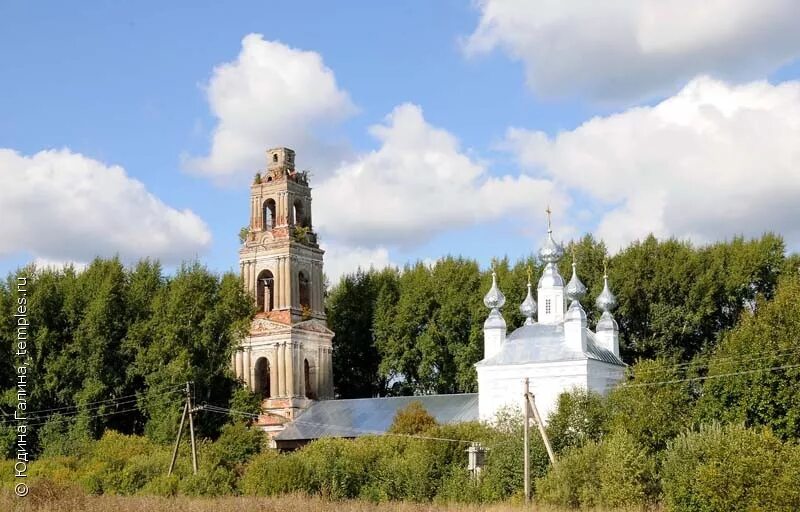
[234,147,334,438]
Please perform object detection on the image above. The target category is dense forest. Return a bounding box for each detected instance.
[2,233,800,510]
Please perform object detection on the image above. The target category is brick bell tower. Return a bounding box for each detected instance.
[234,147,334,438]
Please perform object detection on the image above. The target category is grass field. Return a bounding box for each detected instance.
[0,481,658,512]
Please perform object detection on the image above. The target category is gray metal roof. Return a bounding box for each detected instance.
[476,323,625,367]
[275,393,479,441]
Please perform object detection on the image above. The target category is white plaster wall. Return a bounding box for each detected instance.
[477,360,590,425]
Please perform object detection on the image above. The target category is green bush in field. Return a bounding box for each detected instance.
[204,421,264,469]
[240,450,311,496]
[546,388,609,455]
[477,409,550,502]
[178,466,237,497]
[536,431,655,509]
[661,423,800,512]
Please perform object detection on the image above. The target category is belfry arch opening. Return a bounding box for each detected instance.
[298,271,310,310]
[293,199,307,228]
[254,357,271,398]
[256,270,275,312]
[262,199,276,230]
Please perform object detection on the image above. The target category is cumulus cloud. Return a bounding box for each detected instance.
[314,103,564,247]
[504,76,800,251]
[0,148,211,265]
[321,243,393,284]
[186,34,356,181]
[464,0,800,101]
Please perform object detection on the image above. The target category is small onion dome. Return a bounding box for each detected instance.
[565,261,587,303]
[565,300,587,323]
[538,229,564,264]
[596,310,618,332]
[595,274,617,313]
[519,282,537,325]
[484,271,506,310]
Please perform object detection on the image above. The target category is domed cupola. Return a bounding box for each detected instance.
[519,268,537,325]
[595,260,620,358]
[537,207,566,324]
[482,271,507,359]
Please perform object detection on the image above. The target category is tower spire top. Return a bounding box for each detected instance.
[546,205,553,233]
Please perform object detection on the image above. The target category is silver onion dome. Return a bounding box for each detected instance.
[596,273,617,313]
[538,230,564,264]
[484,271,506,310]
[538,207,564,264]
[565,258,587,303]
[519,282,537,325]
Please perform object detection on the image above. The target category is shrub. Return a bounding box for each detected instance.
[388,401,437,435]
[546,388,609,455]
[661,423,800,512]
[536,431,655,509]
[205,421,263,469]
[240,451,311,496]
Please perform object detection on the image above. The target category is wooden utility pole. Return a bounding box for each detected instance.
[167,382,198,476]
[523,378,531,504]
[523,378,557,505]
[527,390,556,465]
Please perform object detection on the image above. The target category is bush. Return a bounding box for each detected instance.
[546,388,609,455]
[205,421,263,469]
[240,451,311,496]
[537,431,655,509]
[388,401,437,435]
[661,423,800,512]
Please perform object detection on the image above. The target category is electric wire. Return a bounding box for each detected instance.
[622,362,800,388]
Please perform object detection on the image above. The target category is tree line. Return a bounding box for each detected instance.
[328,233,796,398]
[0,259,256,456]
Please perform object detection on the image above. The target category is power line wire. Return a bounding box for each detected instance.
[623,363,800,388]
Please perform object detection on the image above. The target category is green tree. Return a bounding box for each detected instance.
[327,269,395,398]
[696,273,800,439]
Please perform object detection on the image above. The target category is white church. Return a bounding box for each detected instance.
[235,148,626,448]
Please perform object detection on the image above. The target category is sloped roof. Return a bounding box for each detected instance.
[275,393,479,441]
[476,323,625,367]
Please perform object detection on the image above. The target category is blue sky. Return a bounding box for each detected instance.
[2,1,800,281]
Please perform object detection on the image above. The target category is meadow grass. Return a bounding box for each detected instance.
[0,480,659,512]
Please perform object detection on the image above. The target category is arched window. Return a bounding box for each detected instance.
[298,271,310,310]
[262,199,276,230]
[254,357,270,398]
[273,153,278,163]
[293,199,306,227]
[304,359,315,399]
[256,270,275,312]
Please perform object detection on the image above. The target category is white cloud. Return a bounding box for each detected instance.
[504,76,800,251]
[0,148,211,265]
[314,103,563,247]
[186,34,356,181]
[321,243,392,284]
[464,0,800,101]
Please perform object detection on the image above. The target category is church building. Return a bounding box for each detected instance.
[235,147,625,447]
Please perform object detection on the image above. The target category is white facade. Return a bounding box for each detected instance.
[475,217,625,425]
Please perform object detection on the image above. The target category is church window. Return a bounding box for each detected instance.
[299,271,311,310]
[254,357,270,398]
[545,299,551,314]
[263,199,276,230]
[304,359,315,399]
[273,153,278,163]
[256,270,275,312]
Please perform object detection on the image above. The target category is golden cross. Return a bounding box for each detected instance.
[571,246,576,265]
[545,205,552,231]
[603,258,608,277]
[526,265,532,284]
